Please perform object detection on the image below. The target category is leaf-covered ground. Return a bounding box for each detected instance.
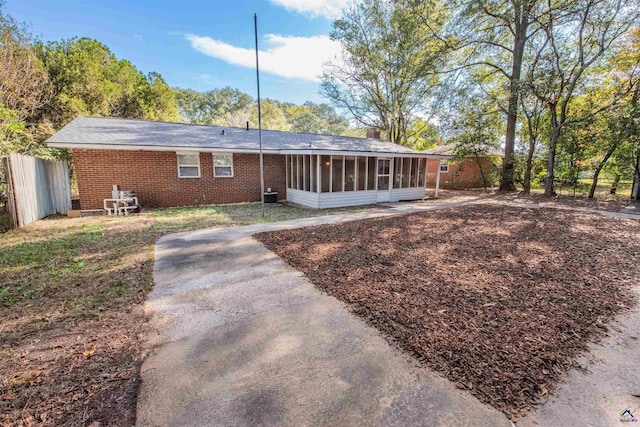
[255,205,640,418]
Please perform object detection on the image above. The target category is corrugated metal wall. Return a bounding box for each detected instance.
[4,154,71,228]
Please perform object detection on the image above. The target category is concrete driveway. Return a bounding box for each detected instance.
[136,200,511,426]
[137,199,640,426]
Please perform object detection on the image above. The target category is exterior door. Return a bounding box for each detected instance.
[376,158,391,202]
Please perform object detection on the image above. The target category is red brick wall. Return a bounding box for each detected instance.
[72,149,286,209]
[426,157,499,189]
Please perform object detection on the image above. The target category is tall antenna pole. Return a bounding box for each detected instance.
[254,13,265,217]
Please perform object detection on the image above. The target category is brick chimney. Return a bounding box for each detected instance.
[366,128,381,139]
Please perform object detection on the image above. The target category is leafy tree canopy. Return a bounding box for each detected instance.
[36,37,180,129]
[174,87,360,136]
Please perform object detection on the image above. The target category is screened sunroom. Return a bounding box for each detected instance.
[284,154,430,209]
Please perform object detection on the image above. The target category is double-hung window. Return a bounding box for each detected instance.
[213,153,233,177]
[177,152,201,178]
[440,161,450,173]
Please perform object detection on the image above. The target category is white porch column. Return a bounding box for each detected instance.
[316,155,321,194]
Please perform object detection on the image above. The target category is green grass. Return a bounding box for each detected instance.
[150,202,375,233]
[0,222,104,306]
[527,179,633,197]
[0,202,375,313]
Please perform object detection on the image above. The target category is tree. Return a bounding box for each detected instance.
[518,92,544,193]
[438,0,547,191]
[526,0,639,196]
[321,0,448,145]
[0,4,50,123]
[593,80,640,198]
[37,37,179,128]
[633,147,640,199]
[174,87,361,135]
[0,2,53,159]
[283,101,350,135]
[0,105,25,157]
[249,99,290,131]
[604,138,637,195]
[406,117,440,151]
[142,72,180,122]
[611,27,640,200]
[174,86,253,126]
[556,117,592,193]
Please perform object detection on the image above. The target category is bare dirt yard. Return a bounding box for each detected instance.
[255,205,640,418]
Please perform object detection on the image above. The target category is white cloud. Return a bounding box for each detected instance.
[185,33,341,82]
[268,0,352,19]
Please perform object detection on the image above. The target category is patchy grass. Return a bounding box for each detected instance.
[522,178,632,197]
[256,205,640,419]
[0,202,376,426]
[500,190,635,212]
[573,179,632,197]
[151,202,364,233]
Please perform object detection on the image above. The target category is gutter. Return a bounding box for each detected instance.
[47,143,448,158]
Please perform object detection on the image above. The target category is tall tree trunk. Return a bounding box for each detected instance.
[500,8,529,192]
[544,110,560,196]
[523,127,537,194]
[523,154,533,193]
[631,155,640,202]
[630,90,639,201]
[609,173,620,195]
[633,148,640,201]
[588,168,602,199]
[588,142,618,198]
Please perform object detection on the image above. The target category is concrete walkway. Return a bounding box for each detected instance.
[137,197,639,426]
[137,197,511,426]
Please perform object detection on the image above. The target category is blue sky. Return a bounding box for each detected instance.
[5,0,352,104]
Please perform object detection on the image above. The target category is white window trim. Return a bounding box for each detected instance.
[213,153,234,178]
[177,152,201,178]
[440,161,450,173]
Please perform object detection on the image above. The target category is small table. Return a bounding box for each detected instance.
[104,197,139,216]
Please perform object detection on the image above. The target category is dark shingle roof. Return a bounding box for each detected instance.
[47,116,428,155]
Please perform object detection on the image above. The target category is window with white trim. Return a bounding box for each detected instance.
[440,161,450,173]
[177,152,200,178]
[213,153,233,177]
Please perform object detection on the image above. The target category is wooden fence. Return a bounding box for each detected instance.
[2,153,71,228]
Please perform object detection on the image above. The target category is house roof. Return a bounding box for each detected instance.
[423,144,457,156]
[47,116,441,158]
[423,143,504,158]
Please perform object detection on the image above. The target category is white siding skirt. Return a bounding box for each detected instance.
[286,188,426,209]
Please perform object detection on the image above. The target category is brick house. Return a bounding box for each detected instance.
[424,144,503,189]
[47,117,444,210]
